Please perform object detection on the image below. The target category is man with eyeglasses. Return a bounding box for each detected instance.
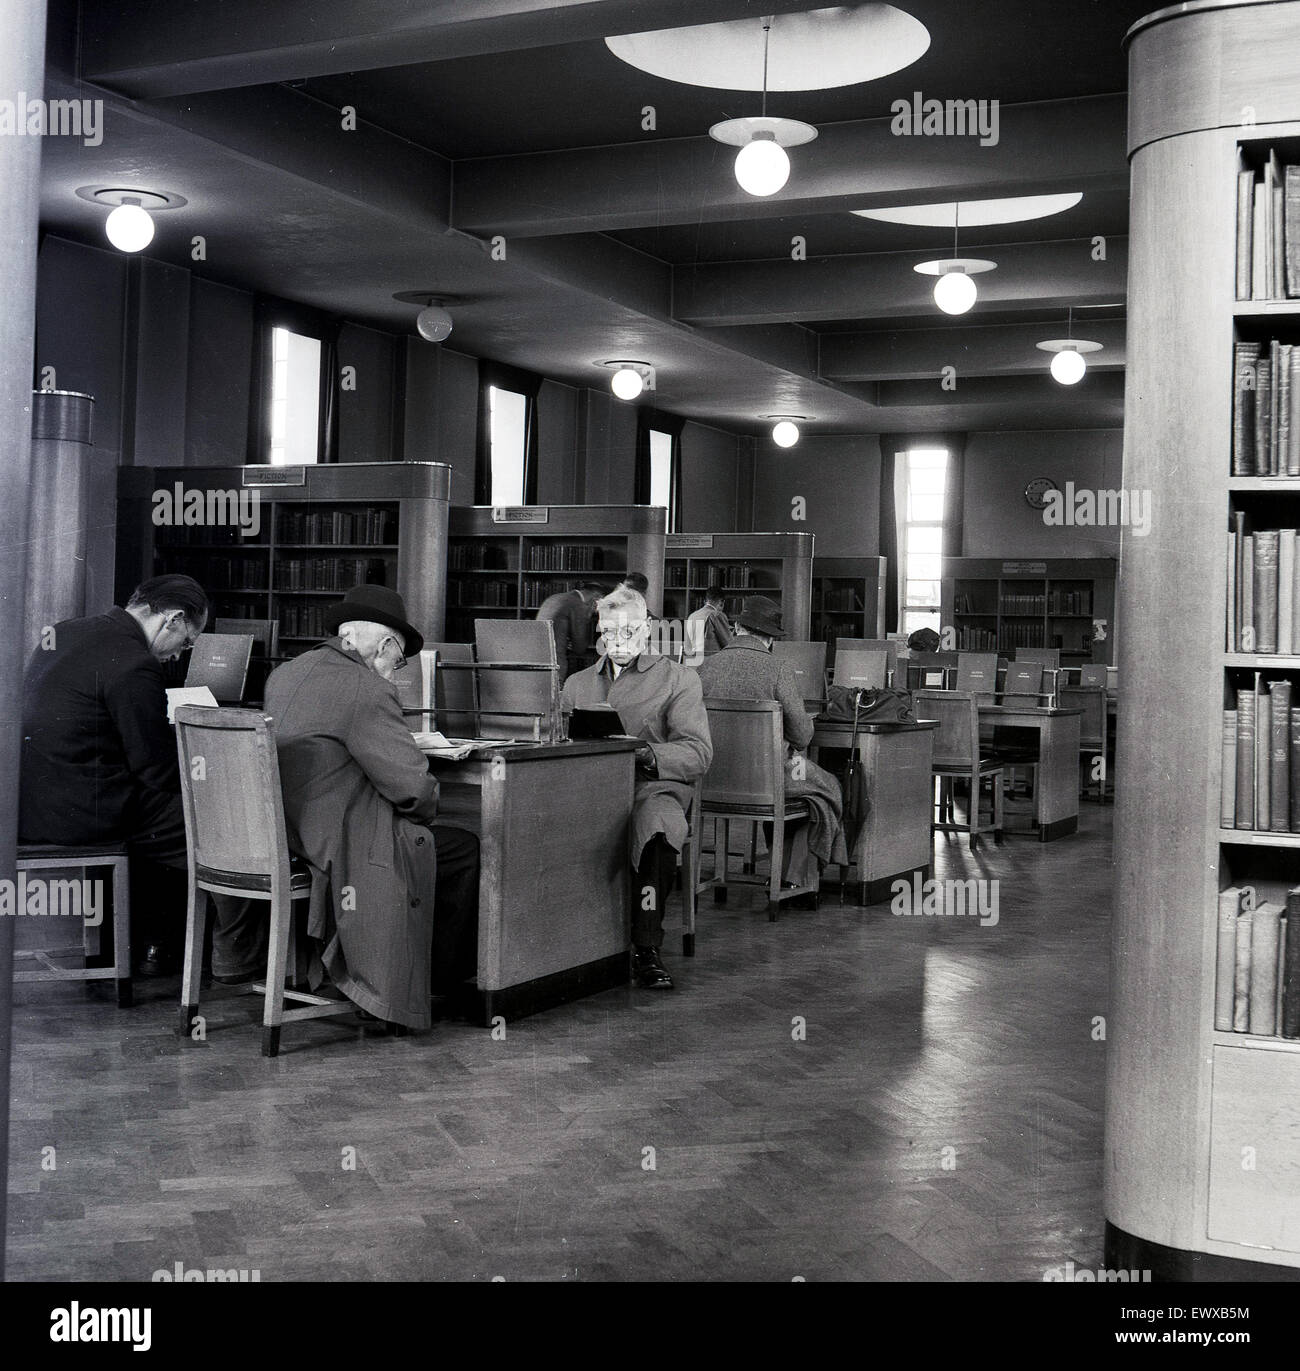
[259,584,480,1032]
[19,574,225,976]
[561,585,712,990]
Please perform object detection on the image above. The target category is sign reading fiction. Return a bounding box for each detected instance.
[492,506,549,524]
[242,465,306,487]
[666,534,714,549]
[1001,561,1047,575]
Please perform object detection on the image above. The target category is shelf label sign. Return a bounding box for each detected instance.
[1001,561,1047,575]
[666,534,714,549]
[492,506,548,523]
[242,465,305,487]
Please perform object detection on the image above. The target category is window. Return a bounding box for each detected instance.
[267,326,323,466]
[636,422,682,532]
[901,447,948,635]
[648,430,674,517]
[487,385,528,505]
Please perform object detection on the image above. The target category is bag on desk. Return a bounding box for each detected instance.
[821,684,914,725]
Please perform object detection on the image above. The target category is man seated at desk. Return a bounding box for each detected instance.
[262,584,480,1030]
[696,596,848,892]
[561,585,712,990]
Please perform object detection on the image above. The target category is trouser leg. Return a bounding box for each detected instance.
[762,818,812,883]
[430,826,480,992]
[125,790,189,958]
[632,834,678,950]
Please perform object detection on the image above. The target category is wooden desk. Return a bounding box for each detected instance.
[979,704,1082,841]
[808,720,936,904]
[424,738,637,1023]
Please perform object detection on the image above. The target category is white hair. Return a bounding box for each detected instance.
[338,619,396,650]
[596,585,647,623]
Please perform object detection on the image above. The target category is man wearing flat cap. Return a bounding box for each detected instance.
[696,596,847,892]
[262,584,479,1030]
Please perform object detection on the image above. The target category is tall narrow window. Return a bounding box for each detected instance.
[648,429,674,517]
[636,422,682,532]
[268,326,322,466]
[901,447,948,635]
[488,385,528,506]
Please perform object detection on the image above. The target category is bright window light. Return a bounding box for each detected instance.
[902,447,948,633]
[489,385,528,506]
[649,430,673,512]
[268,326,322,466]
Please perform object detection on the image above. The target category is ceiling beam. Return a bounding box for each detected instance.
[81,0,818,99]
[819,319,1127,380]
[672,238,1128,326]
[452,95,1127,237]
[871,371,1126,408]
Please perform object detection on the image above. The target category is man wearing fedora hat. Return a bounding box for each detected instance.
[260,584,480,1030]
[696,596,847,894]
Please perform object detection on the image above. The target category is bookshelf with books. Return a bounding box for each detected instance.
[116,462,451,654]
[445,505,667,643]
[661,532,814,641]
[940,557,1116,664]
[810,557,886,659]
[1109,1,1300,1277]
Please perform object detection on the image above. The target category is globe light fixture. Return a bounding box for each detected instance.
[415,303,453,343]
[1037,308,1103,385]
[76,187,187,254]
[598,360,655,401]
[912,202,996,316]
[734,132,791,197]
[766,415,808,448]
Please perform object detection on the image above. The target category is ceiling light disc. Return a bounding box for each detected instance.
[709,116,818,149]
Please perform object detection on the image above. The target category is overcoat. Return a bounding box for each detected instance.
[263,639,440,1029]
[561,653,712,864]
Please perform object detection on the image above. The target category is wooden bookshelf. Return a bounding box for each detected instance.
[1107,2,1300,1277]
[116,462,451,652]
[811,557,886,659]
[446,505,667,641]
[662,532,814,641]
[940,557,1116,664]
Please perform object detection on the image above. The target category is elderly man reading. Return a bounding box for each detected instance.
[561,585,712,990]
[262,584,480,1031]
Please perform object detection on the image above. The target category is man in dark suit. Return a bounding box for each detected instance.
[535,581,604,680]
[19,574,246,976]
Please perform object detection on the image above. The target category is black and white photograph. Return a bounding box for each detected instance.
[0,0,1296,1342]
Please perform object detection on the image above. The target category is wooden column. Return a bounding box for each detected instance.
[0,0,49,1282]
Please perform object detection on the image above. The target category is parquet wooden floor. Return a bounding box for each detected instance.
[6,804,1112,1282]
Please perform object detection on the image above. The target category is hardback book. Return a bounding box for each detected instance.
[1227,528,1238,652]
[1254,530,1279,652]
[1256,680,1271,830]
[1277,917,1288,1037]
[1271,341,1284,472]
[1279,344,1293,475]
[1253,171,1270,300]
[1216,887,1241,1031]
[1233,341,1260,475]
[1271,680,1292,830]
[1237,164,1255,300]
[1287,165,1300,299]
[1291,350,1300,476]
[1250,901,1284,1036]
[1291,707,1300,831]
[1280,530,1297,654]
[1255,358,1272,475]
[1235,689,1256,828]
[1271,150,1287,300]
[1234,904,1254,1031]
[1243,534,1255,645]
[1221,710,1238,829]
[1284,887,1300,1038]
[1234,509,1249,648]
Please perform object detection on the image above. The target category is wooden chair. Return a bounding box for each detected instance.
[914,690,1004,849]
[11,842,132,1007]
[700,699,815,921]
[772,639,828,711]
[174,706,354,1056]
[677,777,709,956]
[1060,685,1111,802]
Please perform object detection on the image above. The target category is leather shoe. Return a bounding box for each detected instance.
[632,946,674,990]
[136,943,179,978]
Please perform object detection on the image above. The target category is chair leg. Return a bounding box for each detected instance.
[744,824,757,875]
[112,857,132,1009]
[682,827,697,957]
[261,892,295,1058]
[768,819,782,922]
[178,878,207,1039]
[713,818,729,904]
[993,768,1005,843]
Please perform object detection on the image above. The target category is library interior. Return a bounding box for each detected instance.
[3,0,1300,1293]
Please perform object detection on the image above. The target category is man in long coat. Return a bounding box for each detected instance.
[535,581,603,680]
[696,596,848,889]
[264,584,479,1029]
[561,585,712,990]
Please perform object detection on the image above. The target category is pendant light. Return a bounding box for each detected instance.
[913,204,996,315]
[766,414,808,448]
[1036,308,1102,385]
[709,20,817,198]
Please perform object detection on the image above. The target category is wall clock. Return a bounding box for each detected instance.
[1023,477,1059,510]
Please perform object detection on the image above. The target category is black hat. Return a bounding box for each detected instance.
[735,595,786,639]
[324,584,424,656]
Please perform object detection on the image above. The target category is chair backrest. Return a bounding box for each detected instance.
[955,651,998,700]
[833,647,888,690]
[392,648,438,733]
[425,641,478,735]
[214,617,279,658]
[646,617,703,666]
[1016,646,1061,669]
[772,640,828,703]
[913,690,981,771]
[835,636,899,683]
[173,706,292,889]
[475,618,559,739]
[1003,660,1045,698]
[1059,686,1107,751]
[184,633,254,704]
[702,699,786,810]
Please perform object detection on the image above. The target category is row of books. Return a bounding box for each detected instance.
[999,593,1046,615]
[524,544,605,571]
[953,591,1095,615]
[1232,340,1300,477]
[181,555,266,591]
[448,545,511,570]
[276,508,396,545]
[450,580,516,607]
[273,558,388,592]
[1215,888,1300,1038]
[278,603,334,639]
[1224,522,1300,652]
[1048,590,1093,615]
[1221,678,1300,830]
[1235,149,1300,301]
[522,578,591,608]
[997,624,1051,650]
[954,626,998,651]
[817,588,864,611]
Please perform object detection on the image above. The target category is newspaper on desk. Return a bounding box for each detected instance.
[411,731,512,759]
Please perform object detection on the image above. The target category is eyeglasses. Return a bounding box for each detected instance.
[174,617,201,651]
[384,637,408,672]
[599,623,644,642]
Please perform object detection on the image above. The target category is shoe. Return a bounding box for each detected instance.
[137,943,179,978]
[353,1006,411,1036]
[632,946,674,990]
